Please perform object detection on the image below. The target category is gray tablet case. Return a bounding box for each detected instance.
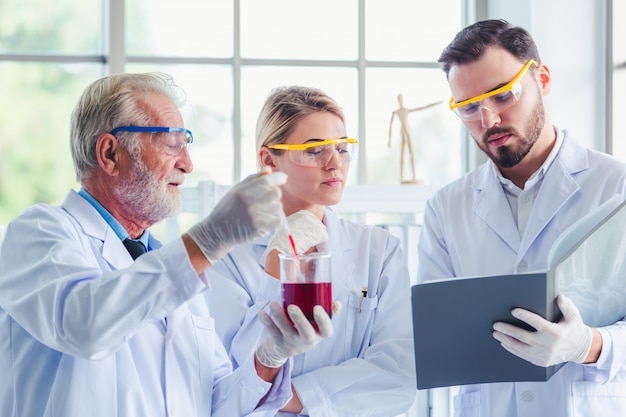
[412,196,626,390]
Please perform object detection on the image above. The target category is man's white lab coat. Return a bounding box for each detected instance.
[418,130,626,416]
[0,190,291,417]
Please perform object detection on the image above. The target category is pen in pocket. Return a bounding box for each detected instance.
[359,287,368,313]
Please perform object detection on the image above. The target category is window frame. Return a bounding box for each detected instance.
[112,0,457,184]
[606,0,625,157]
[0,0,464,188]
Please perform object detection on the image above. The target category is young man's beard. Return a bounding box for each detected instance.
[480,96,545,169]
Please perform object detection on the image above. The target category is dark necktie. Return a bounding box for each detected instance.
[123,238,147,260]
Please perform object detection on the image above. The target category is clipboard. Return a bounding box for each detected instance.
[412,196,626,389]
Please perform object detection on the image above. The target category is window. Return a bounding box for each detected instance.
[0,0,463,225]
[0,0,105,223]
[610,0,626,159]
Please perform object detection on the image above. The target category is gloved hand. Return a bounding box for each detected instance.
[267,210,328,255]
[492,294,594,367]
[187,169,287,263]
[255,301,341,368]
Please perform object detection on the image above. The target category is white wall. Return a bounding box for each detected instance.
[487,0,607,151]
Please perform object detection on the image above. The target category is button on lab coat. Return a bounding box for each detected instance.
[206,207,416,416]
[417,131,626,417]
[0,190,291,417]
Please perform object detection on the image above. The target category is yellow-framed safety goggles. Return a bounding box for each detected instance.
[267,138,359,167]
[449,59,538,121]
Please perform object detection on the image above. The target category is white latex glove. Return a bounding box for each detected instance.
[187,169,287,263]
[492,294,594,367]
[267,210,328,255]
[255,301,341,368]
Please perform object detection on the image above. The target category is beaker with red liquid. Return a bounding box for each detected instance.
[279,252,332,329]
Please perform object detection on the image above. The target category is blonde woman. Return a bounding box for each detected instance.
[206,86,415,416]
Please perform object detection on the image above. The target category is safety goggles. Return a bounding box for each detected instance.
[268,138,359,167]
[449,59,538,121]
[110,126,193,156]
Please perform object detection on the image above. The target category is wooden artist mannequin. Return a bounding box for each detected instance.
[388,94,440,184]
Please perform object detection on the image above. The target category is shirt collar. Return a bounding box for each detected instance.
[78,187,150,248]
[491,127,564,188]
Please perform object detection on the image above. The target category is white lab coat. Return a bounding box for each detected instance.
[0,190,291,417]
[417,130,626,417]
[205,207,416,417]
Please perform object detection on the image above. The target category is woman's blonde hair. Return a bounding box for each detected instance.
[255,86,345,165]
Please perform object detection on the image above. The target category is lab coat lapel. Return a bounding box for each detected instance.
[322,208,355,301]
[254,234,272,269]
[473,166,522,252]
[101,230,134,269]
[62,190,134,269]
[518,137,584,259]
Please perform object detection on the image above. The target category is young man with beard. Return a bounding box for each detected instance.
[0,72,335,417]
[417,19,626,416]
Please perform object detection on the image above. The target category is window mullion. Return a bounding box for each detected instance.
[107,0,125,74]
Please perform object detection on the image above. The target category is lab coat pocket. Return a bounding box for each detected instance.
[345,293,378,358]
[191,314,221,393]
[453,390,481,417]
[572,380,626,417]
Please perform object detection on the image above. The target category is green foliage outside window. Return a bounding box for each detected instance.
[0,0,102,224]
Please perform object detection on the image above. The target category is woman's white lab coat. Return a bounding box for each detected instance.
[206,207,416,417]
[0,190,291,417]
[417,130,626,417]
